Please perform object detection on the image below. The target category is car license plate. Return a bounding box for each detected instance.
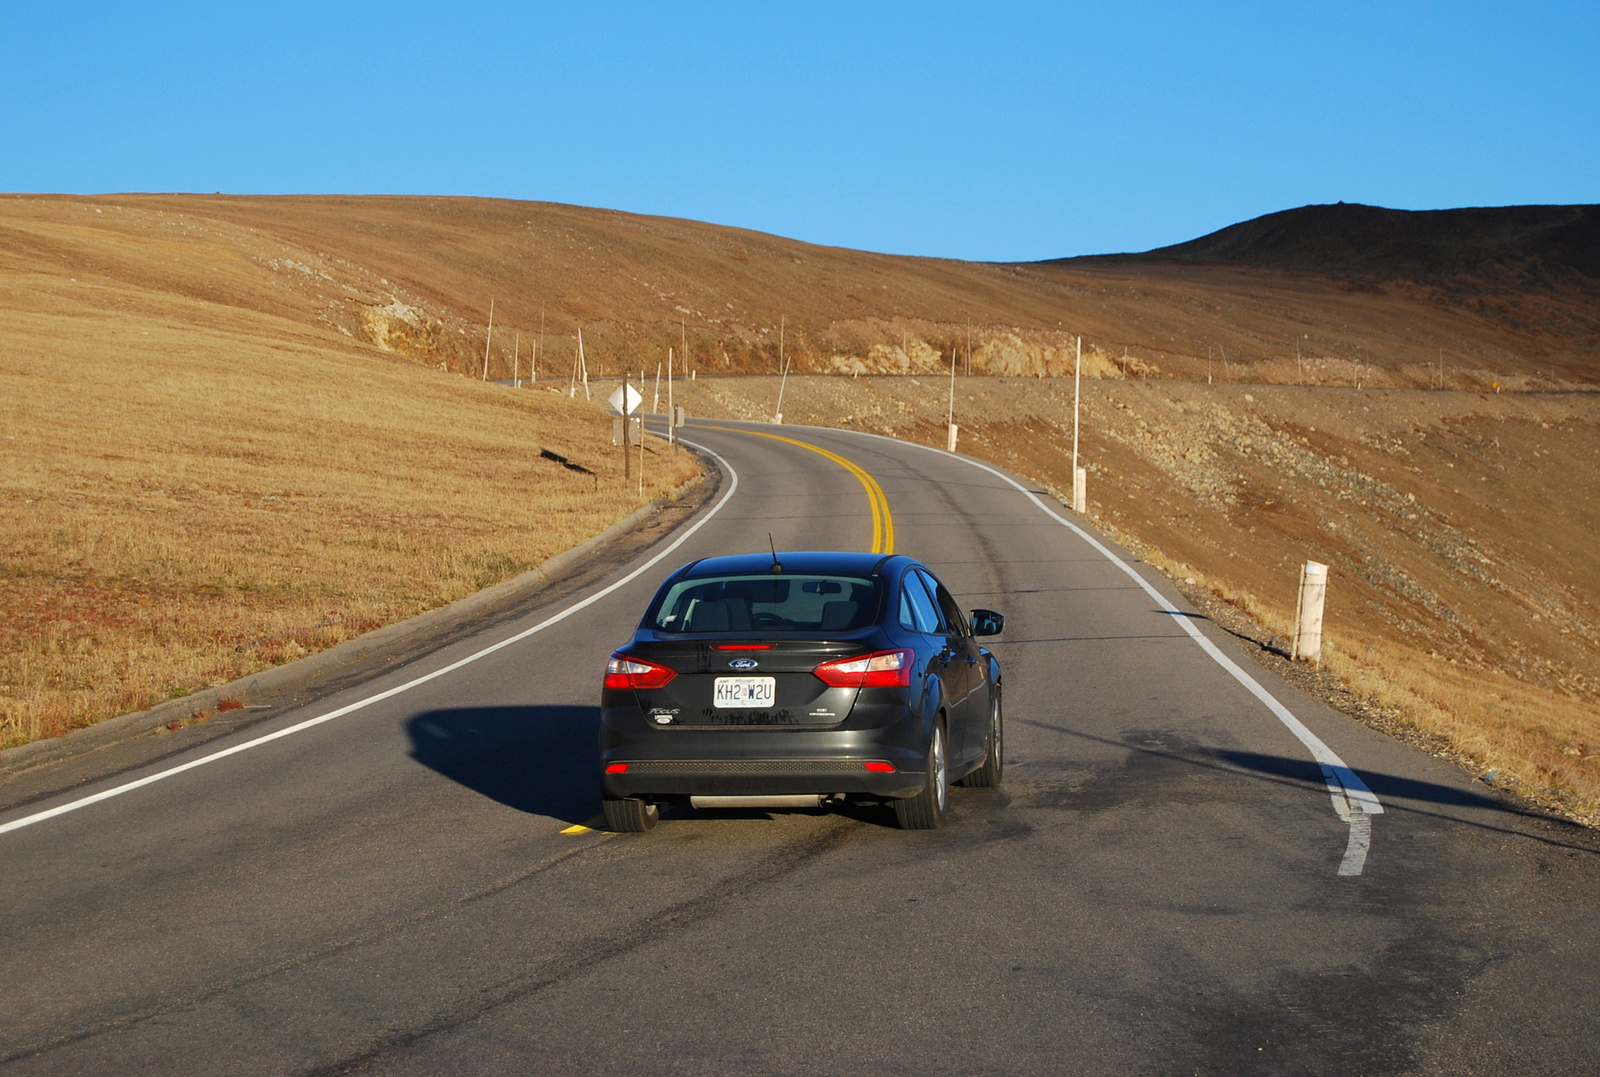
[714,676,775,708]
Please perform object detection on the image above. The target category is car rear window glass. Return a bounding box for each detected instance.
[648,575,880,634]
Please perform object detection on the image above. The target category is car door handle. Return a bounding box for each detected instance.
[965,655,978,665]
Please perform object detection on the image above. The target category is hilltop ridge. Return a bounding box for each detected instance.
[1062,202,1600,290]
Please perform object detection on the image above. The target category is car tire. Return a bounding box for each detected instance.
[894,721,949,830]
[602,796,659,832]
[959,688,1004,788]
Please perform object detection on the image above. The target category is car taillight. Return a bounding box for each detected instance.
[605,654,677,690]
[812,648,914,688]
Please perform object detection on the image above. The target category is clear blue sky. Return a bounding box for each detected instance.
[3,1,1596,260]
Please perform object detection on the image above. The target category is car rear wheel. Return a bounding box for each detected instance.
[959,688,1003,788]
[894,721,948,830]
[602,796,659,832]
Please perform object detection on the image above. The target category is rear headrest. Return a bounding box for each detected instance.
[820,600,858,631]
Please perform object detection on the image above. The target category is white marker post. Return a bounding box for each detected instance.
[579,331,590,400]
[481,299,494,381]
[946,344,958,452]
[774,316,788,423]
[1293,561,1329,663]
[1072,335,1086,513]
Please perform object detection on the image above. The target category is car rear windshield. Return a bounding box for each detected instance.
[647,574,880,634]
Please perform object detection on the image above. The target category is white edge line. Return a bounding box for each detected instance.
[840,428,1383,817]
[0,442,741,837]
[1338,813,1374,876]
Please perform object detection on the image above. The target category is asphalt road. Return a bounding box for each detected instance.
[2,421,1597,1076]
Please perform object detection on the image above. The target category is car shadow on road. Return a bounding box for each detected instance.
[407,705,599,826]
[1024,719,1600,854]
[1211,748,1505,810]
[1211,747,1600,854]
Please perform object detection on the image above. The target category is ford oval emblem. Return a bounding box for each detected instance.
[728,658,759,670]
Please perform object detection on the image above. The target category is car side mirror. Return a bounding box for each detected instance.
[970,609,1004,637]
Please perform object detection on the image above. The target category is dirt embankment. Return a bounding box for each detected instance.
[673,374,1600,825]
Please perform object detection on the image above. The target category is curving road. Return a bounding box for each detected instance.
[2,421,1597,1075]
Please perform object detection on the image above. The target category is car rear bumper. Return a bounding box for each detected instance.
[603,758,923,799]
[600,703,928,799]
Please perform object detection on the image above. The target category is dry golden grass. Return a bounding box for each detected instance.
[673,374,1600,825]
[0,225,696,748]
[1326,635,1600,825]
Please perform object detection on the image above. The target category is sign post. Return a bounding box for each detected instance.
[609,378,643,482]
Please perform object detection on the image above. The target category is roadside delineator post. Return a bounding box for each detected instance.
[947,341,959,453]
[1071,335,1086,513]
[481,298,494,381]
[1293,560,1329,663]
[773,315,789,423]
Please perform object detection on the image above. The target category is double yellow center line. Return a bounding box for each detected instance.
[700,426,895,555]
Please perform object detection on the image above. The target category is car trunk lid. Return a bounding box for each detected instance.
[624,638,869,727]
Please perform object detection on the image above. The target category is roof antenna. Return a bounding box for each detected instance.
[768,533,783,575]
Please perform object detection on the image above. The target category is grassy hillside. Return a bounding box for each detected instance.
[0,197,697,748]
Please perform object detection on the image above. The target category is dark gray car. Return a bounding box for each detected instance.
[599,551,1004,831]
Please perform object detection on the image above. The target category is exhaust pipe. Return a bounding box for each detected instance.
[689,795,823,810]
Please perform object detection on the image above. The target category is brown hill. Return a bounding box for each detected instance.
[9,193,1592,391]
[1038,203,1600,387]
